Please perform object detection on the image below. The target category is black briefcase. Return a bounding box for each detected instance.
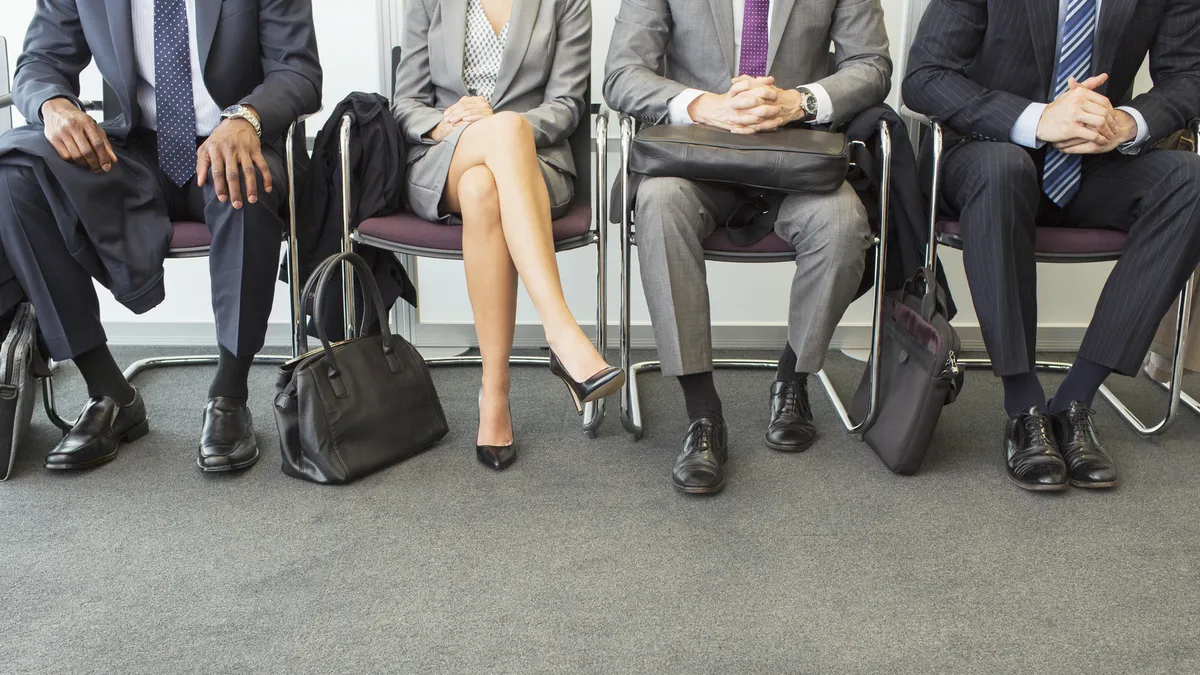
[0,303,50,481]
[274,252,448,485]
[849,268,964,475]
[629,123,850,194]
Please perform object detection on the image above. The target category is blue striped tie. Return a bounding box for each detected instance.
[1043,0,1098,208]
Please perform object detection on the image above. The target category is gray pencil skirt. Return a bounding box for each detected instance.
[404,125,575,225]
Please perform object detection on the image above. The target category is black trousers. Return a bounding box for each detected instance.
[0,128,284,361]
[943,141,1200,377]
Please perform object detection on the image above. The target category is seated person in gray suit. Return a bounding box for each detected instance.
[603,0,891,494]
[0,0,321,474]
[394,0,623,472]
[904,0,1200,491]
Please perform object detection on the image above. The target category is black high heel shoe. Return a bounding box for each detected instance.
[548,351,626,415]
[477,391,516,471]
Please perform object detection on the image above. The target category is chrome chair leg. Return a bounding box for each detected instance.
[582,113,610,439]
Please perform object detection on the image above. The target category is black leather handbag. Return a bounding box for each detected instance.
[629,123,850,193]
[849,268,964,475]
[0,303,49,481]
[274,251,448,485]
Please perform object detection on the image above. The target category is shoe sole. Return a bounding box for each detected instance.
[1007,473,1069,492]
[196,447,261,473]
[44,418,151,471]
[563,372,627,415]
[1070,479,1118,489]
[764,435,816,453]
[672,478,726,495]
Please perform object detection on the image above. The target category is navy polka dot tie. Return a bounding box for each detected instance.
[740,0,770,77]
[154,0,198,186]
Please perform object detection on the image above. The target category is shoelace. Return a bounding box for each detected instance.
[780,381,810,420]
[688,422,714,454]
[1022,413,1054,450]
[1065,404,1098,444]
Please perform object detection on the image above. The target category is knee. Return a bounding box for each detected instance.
[0,165,39,196]
[1160,150,1200,194]
[457,166,500,220]
[634,177,706,243]
[963,142,1039,194]
[805,211,872,270]
[487,111,534,147]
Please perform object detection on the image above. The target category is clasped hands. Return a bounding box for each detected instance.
[687,75,808,134]
[1036,74,1138,154]
[429,96,495,142]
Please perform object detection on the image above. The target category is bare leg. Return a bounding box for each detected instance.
[458,165,516,447]
[444,112,610,382]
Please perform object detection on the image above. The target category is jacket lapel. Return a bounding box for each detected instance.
[443,0,470,97]
[1024,0,1059,99]
[765,0,797,74]
[103,0,138,123]
[708,0,737,78]
[491,0,540,103]
[196,0,221,70]
[1093,0,1137,86]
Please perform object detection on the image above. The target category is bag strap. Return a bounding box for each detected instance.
[905,266,952,321]
[310,252,404,390]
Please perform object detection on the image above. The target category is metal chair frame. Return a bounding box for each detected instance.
[902,106,1200,435]
[615,114,893,441]
[337,106,612,438]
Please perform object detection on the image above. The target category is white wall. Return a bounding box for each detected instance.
[0,0,1153,349]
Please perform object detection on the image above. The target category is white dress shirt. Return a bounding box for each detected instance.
[667,0,834,125]
[1009,0,1149,153]
[130,0,224,135]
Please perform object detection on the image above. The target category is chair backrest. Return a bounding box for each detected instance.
[1,36,11,133]
[390,46,593,211]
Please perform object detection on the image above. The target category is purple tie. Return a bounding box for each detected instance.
[740,0,770,77]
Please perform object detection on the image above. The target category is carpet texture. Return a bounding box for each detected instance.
[1,347,1197,675]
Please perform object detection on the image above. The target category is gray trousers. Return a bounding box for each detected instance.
[0,130,285,361]
[634,177,873,377]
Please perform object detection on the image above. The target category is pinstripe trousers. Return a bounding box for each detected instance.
[942,140,1200,377]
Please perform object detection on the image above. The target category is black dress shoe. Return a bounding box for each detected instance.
[1005,407,1068,491]
[548,350,625,415]
[45,390,149,470]
[765,378,817,452]
[197,397,260,473]
[672,417,729,495]
[1051,401,1118,489]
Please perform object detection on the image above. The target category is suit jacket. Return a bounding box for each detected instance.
[602,0,892,128]
[392,0,591,179]
[0,0,321,313]
[902,0,1200,152]
[13,0,322,143]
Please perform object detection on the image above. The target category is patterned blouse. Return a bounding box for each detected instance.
[463,0,510,103]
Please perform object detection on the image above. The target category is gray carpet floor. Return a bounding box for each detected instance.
[2,347,1198,675]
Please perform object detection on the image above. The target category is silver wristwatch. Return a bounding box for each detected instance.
[796,87,819,123]
[221,104,262,137]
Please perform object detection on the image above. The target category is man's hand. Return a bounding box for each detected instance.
[196,107,272,210]
[40,97,118,173]
[1036,74,1123,148]
[688,76,781,132]
[1051,77,1139,154]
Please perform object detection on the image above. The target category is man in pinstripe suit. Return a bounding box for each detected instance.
[903,0,1200,491]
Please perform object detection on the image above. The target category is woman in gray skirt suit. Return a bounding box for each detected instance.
[394,0,623,471]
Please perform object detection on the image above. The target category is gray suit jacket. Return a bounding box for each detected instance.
[602,0,891,128]
[13,0,323,143]
[393,0,591,178]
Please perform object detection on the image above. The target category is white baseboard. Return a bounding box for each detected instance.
[99,320,1091,354]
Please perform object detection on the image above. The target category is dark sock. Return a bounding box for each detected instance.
[1002,372,1046,417]
[678,372,723,423]
[1048,358,1112,413]
[776,343,802,382]
[74,345,136,404]
[208,347,254,401]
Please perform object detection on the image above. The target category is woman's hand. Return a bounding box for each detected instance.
[428,118,459,142]
[443,96,494,125]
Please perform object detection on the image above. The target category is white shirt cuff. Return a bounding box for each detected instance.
[800,83,834,125]
[1011,102,1048,149]
[667,89,705,125]
[1117,106,1150,155]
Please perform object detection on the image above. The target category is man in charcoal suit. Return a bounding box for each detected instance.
[0,0,321,474]
[904,0,1200,490]
[603,0,891,494]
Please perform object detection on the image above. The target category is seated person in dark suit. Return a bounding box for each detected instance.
[0,0,322,474]
[903,0,1200,491]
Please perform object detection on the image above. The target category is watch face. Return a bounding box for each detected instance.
[222,105,242,117]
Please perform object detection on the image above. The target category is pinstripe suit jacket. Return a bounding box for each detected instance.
[602,0,892,128]
[901,0,1200,153]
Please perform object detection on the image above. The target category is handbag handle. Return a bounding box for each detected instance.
[298,254,379,350]
[905,266,951,321]
[305,252,404,392]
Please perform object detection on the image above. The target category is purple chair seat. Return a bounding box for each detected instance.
[937,220,1128,257]
[356,204,593,253]
[701,227,793,259]
[168,221,212,254]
